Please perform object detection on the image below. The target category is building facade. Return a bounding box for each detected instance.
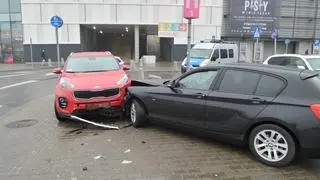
[21,0,223,62]
[0,0,23,62]
[222,0,320,63]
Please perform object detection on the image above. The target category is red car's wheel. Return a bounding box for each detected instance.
[54,103,67,122]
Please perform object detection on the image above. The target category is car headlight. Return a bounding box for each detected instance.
[117,74,129,86]
[59,77,75,89]
[200,60,210,67]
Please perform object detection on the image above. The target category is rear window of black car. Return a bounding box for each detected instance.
[218,70,260,95]
[255,75,285,97]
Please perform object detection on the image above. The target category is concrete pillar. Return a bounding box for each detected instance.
[134,25,140,63]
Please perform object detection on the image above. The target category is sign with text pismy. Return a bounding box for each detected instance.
[184,0,200,19]
[229,0,280,37]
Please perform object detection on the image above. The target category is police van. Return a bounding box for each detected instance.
[181,40,239,73]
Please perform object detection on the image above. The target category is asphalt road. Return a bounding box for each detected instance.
[1,69,320,180]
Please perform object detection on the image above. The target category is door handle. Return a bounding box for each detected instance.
[195,92,206,98]
[250,97,266,104]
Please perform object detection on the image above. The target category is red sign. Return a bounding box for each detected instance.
[184,0,200,19]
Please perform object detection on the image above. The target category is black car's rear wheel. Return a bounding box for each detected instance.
[130,100,148,128]
[54,103,67,122]
[249,124,296,167]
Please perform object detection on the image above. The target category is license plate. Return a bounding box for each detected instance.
[86,102,110,109]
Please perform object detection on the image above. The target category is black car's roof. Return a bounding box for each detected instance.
[206,63,316,77]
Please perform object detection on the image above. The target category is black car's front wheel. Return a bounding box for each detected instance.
[249,124,296,167]
[130,100,148,128]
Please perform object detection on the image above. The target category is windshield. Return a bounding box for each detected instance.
[65,56,120,73]
[190,49,212,59]
[306,58,320,70]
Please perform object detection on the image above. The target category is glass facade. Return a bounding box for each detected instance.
[0,0,23,62]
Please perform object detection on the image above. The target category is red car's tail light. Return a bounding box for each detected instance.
[310,104,320,120]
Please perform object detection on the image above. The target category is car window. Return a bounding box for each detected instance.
[268,57,287,66]
[286,57,307,69]
[65,56,120,73]
[218,70,260,95]
[306,58,320,70]
[211,49,219,61]
[220,49,228,59]
[178,71,218,90]
[255,75,285,97]
[229,49,234,58]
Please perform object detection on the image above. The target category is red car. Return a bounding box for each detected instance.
[53,51,132,121]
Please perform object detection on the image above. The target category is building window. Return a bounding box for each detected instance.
[0,0,9,13]
[9,0,21,13]
[229,49,234,58]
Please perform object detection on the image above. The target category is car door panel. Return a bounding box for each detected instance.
[147,88,208,128]
[205,92,272,135]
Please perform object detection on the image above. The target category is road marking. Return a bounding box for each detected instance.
[148,74,162,79]
[0,80,38,90]
[45,72,55,76]
[0,74,26,78]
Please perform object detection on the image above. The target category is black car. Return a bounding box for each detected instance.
[126,63,320,167]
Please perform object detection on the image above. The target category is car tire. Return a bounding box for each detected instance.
[249,124,296,167]
[54,103,67,122]
[130,99,148,128]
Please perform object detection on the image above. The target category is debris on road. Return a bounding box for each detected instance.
[124,149,131,153]
[70,115,120,130]
[94,155,102,160]
[107,139,111,142]
[82,167,88,171]
[141,141,146,144]
[121,160,132,164]
[81,143,84,146]
[93,133,99,136]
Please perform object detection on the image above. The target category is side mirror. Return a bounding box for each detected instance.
[123,65,130,71]
[53,67,62,74]
[297,65,306,70]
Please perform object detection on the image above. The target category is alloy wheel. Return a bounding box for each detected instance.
[253,129,289,162]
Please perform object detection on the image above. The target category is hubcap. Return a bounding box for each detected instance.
[254,129,288,162]
[130,103,136,123]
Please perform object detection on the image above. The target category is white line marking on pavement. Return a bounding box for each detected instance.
[45,72,55,76]
[0,74,25,78]
[0,80,38,90]
[148,74,162,79]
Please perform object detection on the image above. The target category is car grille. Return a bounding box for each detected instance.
[74,88,120,99]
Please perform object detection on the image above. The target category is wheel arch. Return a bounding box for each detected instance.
[127,95,149,115]
[244,119,300,148]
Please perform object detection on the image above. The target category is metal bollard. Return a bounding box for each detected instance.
[41,59,45,66]
[48,58,52,67]
[61,57,64,66]
[130,60,136,70]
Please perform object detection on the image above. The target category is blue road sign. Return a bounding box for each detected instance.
[285,39,290,45]
[50,16,63,28]
[251,26,262,39]
[271,29,278,40]
[314,40,320,47]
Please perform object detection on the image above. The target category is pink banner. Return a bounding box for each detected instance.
[184,0,200,19]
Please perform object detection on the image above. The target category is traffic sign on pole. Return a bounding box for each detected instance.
[50,15,63,67]
[50,16,63,28]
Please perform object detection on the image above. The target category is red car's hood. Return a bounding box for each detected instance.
[62,70,126,90]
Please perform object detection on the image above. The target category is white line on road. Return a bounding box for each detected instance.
[0,80,38,90]
[0,74,25,78]
[45,72,55,76]
[148,74,162,79]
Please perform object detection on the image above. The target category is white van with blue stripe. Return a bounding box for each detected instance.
[181,40,239,73]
